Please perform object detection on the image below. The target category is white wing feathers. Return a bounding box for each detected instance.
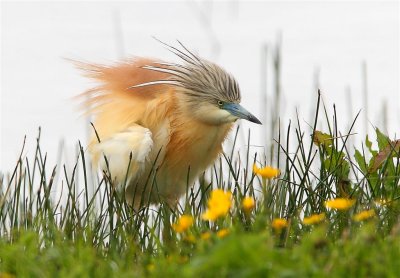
[91,125,153,187]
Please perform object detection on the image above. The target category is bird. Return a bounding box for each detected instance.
[76,41,261,210]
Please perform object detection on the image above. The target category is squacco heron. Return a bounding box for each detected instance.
[78,41,261,210]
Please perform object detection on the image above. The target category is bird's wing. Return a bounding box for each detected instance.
[75,58,175,188]
[90,124,153,187]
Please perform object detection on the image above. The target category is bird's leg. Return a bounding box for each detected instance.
[161,203,174,249]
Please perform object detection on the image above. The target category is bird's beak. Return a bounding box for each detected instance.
[223,103,262,124]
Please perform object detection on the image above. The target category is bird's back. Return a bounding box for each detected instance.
[77,58,172,139]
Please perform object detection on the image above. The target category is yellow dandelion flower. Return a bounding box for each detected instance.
[146,264,155,272]
[0,274,15,278]
[375,199,390,206]
[353,209,375,222]
[183,234,196,243]
[200,232,211,240]
[253,164,280,179]
[272,218,288,231]
[303,213,325,225]
[202,189,232,221]
[201,210,218,221]
[217,229,229,238]
[325,198,355,210]
[172,215,193,233]
[242,196,255,212]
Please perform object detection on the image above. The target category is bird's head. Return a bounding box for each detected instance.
[139,41,262,126]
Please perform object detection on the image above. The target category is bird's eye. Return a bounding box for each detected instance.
[217,101,224,107]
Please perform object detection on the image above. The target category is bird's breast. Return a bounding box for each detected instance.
[153,120,232,198]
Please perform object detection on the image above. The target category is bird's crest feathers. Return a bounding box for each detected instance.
[133,40,241,104]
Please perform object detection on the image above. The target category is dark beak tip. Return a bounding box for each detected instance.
[250,116,262,125]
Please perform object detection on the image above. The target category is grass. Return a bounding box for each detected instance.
[0,91,399,277]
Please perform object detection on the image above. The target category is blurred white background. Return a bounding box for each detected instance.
[1,1,399,172]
